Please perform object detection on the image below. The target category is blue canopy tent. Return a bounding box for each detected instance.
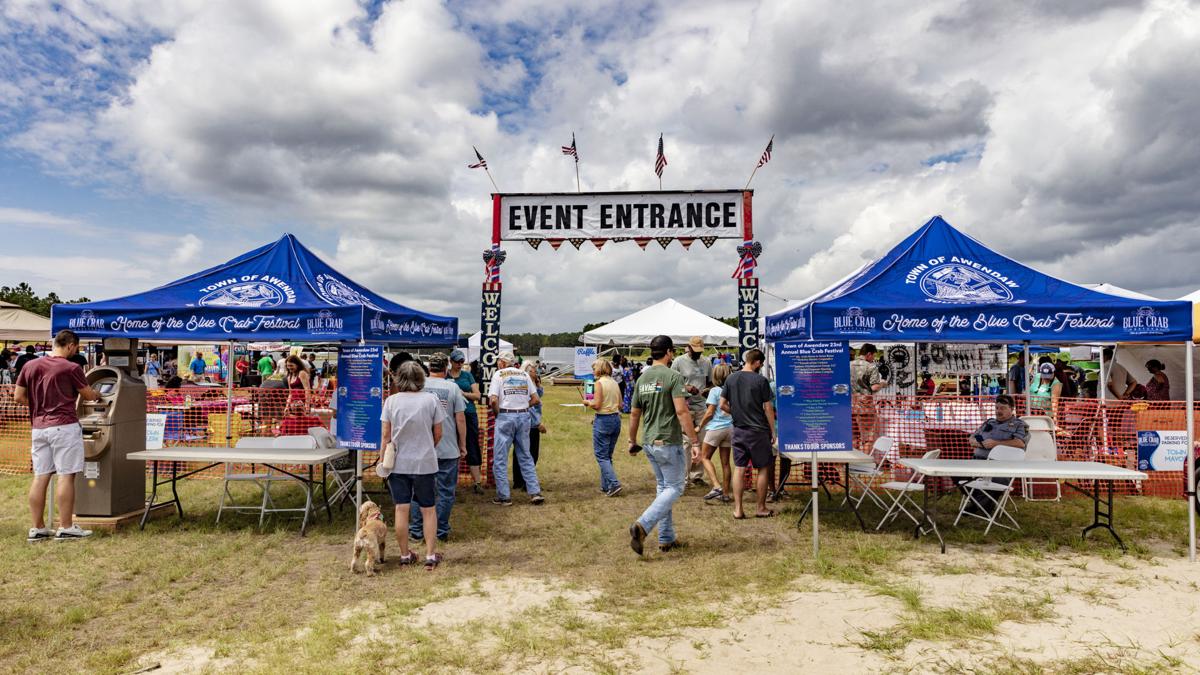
[765,216,1196,559]
[51,234,458,344]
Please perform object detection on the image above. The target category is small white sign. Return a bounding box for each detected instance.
[84,462,100,480]
[1137,429,1189,471]
[574,347,598,379]
[145,413,167,450]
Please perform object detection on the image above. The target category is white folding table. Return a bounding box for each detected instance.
[781,450,875,531]
[897,458,1147,553]
[127,447,348,535]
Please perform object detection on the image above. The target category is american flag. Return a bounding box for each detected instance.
[756,135,774,168]
[561,133,578,161]
[732,240,756,279]
[468,146,487,169]
[654,133,667,178]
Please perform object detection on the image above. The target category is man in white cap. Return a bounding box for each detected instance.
[487,351,544,505]
[672,336,712,485]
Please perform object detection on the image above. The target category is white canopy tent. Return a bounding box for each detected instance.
[0,301,51,342]
[466,331,513,364]
[1082,283,1160,301]
[580,298,738,347]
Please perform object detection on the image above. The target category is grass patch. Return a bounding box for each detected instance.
[0,386,1194,672]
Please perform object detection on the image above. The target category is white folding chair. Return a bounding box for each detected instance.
[259,435,318,528]
[308,426,353,506]
[1020,415,1061,502]
[847,436,894,510]
[216,437,279,524]
[954,445,1024,535]
[877,449,940,535]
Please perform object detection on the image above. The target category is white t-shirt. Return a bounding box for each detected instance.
[380,391,445,475]
[489,367,536,410]
[1107,361,1136,398]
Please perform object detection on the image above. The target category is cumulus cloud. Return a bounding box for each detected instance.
[1,0,1199,331]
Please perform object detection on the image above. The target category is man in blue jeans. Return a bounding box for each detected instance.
[409,353,467,541]
[488,352,545,506]
[627,335,701,555]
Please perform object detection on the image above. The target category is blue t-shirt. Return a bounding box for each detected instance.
[451,369,477,414]
[705,386,733,431]
[189,358,206,375]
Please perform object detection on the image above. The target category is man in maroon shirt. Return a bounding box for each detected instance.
[14,329,100,541]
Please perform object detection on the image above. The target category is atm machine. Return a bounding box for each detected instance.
[76,337,147,517]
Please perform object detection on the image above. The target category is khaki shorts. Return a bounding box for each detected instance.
[703,426,732,448]
[31,423,85,476]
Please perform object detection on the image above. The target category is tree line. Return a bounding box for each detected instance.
[0,283,90,317]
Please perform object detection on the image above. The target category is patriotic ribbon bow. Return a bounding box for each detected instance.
[482,246,506,282]
[732,240,762,279]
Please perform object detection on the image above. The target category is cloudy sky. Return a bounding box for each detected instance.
[2,0,1199,332]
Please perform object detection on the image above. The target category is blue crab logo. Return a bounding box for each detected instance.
[919,264,1015,304]
[199,282,284,308]
[316,274,380,310]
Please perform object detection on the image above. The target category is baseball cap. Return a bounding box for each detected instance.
[498,350,516,363]
[449,349,466,363]
[688,336,705,351]
[427,353,449,371]
[1038,362,1055,377]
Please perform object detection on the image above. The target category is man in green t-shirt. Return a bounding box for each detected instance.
[627,335,701,556]
[256,353,275,378]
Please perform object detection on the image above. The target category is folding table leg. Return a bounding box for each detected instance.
[1080,479,1125,551]
[140,460,160,530]
[299,465,314,536]
[170,461,183,519]
[842,464,867,531]
[322,464,332,523]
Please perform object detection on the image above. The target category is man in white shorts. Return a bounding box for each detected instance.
[14,329,100,541]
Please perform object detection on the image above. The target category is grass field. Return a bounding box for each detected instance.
[1,386,1198,673]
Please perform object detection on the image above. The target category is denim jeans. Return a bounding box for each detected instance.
[637,443,686,545]
[493,411,540,500]
[592,413,622,491]
[409,457,459,539]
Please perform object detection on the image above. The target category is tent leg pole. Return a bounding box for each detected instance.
[811,452,819,557]
[1023,342,1031,416]
[1099,345,1109,457]
[1186,341,1195,563]
[226,341,235,448]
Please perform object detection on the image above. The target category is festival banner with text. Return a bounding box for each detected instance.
[774,341,853,453]
[498,191,748,241]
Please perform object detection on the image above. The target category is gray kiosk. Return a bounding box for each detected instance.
[76,337,146,517]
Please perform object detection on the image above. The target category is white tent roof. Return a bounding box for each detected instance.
[1082,283,1160,300]
[0,301,52,341]
[465,331,513,363]
[580,298,738,346]
[1181,289,1200,302]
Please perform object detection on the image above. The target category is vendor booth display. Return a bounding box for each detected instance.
[37,234,459,529]
[766,216,1196,558]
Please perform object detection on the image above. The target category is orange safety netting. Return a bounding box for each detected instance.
[1,385,1192,498]
[0,385,491,483]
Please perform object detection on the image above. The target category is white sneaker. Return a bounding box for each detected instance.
[54,524,93,540]
[27,527,51,542]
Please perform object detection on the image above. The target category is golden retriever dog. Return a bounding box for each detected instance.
[350,500,388,576]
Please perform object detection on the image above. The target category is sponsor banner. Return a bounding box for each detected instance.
[55,306,363,341]
[499,191,746,241]
[336,344,384,451]
[480,283,502,382]
[774,340,852,453]
[574,346,597,379]
[1137,429,1189,472]
[799,304,1190,343]
[737,277,760,356]
[55,306,456,344]
[363,310,458,343]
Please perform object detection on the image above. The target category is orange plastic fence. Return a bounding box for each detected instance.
[1,385,1191,499]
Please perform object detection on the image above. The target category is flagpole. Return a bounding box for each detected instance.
[483,167,500,193]
[746,134,774,189]
[575,159,581,193]
[744,165,760,190]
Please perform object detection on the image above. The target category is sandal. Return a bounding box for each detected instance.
[755,510,776,518]
[424,553,443,570]
[398,552,417,565]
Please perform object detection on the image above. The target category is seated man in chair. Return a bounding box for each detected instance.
[966,394,1028,513]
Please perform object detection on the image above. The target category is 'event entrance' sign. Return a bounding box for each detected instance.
[498,191,747,241]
